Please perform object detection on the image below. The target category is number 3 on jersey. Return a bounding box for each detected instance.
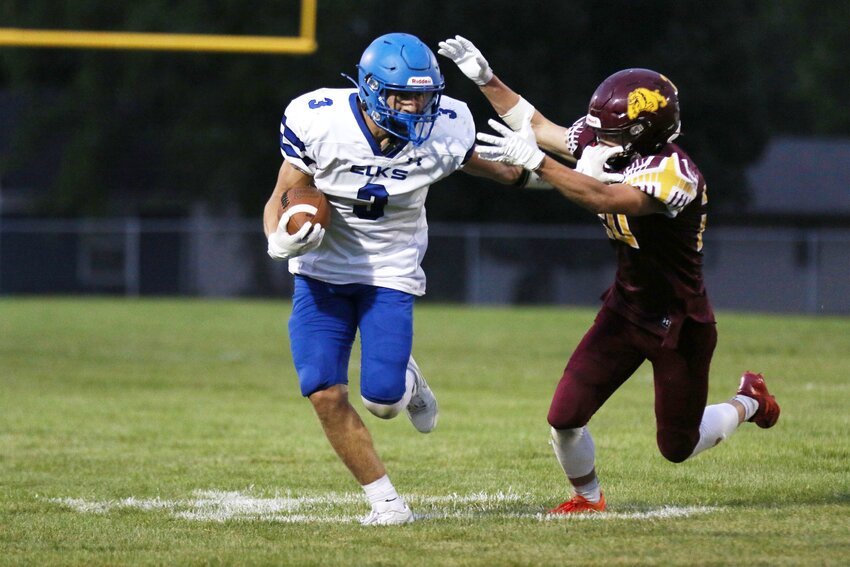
[354,183,388,220]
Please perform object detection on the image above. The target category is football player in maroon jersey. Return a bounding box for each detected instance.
[439,36,780,514]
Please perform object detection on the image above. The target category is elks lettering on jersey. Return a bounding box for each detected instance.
[349,165,409,180]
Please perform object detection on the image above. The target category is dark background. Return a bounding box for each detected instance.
[1,0,848,224]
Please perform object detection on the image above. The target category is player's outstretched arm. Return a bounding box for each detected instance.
[461,154,522,183]
[476,120,665,215]
[438,35,572,160]
[461,153,552,190]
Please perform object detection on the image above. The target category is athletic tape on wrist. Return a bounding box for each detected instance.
[500,97,535,131]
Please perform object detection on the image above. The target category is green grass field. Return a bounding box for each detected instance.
[1,298,849,566]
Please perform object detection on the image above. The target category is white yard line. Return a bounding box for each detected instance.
[49,490,719,523]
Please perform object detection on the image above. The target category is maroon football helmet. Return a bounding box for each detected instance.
[586,68,681,157]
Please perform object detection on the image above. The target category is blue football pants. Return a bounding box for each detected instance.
[288,275,414,403]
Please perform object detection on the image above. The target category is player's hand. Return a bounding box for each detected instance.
[267,212,325,261]
[437,35,493,86]
[476,119,545,171]
[505,105,537,149]
[576,144,626,184]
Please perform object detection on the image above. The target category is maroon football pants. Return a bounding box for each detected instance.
[547,307,718,463]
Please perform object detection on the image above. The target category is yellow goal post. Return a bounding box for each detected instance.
[0,0,317,54]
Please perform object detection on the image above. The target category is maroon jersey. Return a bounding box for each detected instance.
[568,118,715,348]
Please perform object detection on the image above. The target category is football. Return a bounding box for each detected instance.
[279,186,331,235]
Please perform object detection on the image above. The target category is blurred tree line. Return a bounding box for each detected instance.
[0,0,847,222]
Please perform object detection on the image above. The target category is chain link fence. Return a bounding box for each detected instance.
[1,217,847,314]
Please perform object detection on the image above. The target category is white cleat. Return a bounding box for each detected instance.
[405,357,438,433]
[360,498,415,526]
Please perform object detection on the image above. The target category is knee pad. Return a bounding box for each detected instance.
[657,429,699,463]
[547,395,591,431]
[361,396,405,420]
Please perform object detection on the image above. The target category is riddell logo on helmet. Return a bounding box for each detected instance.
[627,88,667,119]
[407,77,434,86]
[585,115,601,128]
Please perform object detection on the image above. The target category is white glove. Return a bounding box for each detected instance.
[267,210,325,261]
[476,119,545,171]
[437,35,493,86]
[511,107,537,151]
[576,144,626,184]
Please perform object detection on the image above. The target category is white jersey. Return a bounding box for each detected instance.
[279,88,475,296]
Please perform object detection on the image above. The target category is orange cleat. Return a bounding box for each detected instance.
[549,493,606,514]
[736,371,781,429]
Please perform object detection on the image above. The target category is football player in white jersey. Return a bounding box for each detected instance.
[439,36,780,514]
[263,33,529,525]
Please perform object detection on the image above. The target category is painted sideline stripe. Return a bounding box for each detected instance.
[49,490,719,523]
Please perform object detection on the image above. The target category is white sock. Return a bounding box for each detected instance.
[573,477,602,503]
[550,427,600,501]
[689,403,741,458]
[734,394,759,421]
[362,474,399,507]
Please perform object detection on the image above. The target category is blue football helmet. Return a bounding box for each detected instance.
[355,33,445,146]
